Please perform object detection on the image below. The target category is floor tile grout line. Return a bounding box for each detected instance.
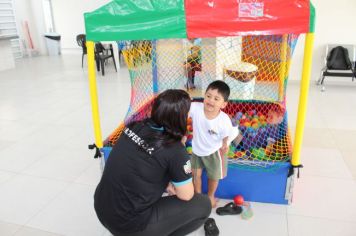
[301,173,354,181]
[12,224,65,236]
[21,182,73,230]
[286,212,356,224]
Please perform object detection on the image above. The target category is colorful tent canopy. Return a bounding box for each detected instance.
[84,0,315,41]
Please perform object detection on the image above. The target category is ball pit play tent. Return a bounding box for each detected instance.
[85,0,315,204]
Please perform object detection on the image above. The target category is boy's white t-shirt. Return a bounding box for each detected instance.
[189,102,238,156]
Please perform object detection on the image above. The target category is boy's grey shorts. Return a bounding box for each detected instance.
[191,150,227,180]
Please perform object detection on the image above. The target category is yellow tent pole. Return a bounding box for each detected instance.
[87,41,103,148]
[278,34,288,101]
[291,33,314,166]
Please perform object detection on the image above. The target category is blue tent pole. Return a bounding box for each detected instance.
[152,40,158,94]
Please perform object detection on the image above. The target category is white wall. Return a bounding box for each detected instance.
[290,0,356,81]
[14,0,47,55]
[51,0,110,50]
[13,0,109,55]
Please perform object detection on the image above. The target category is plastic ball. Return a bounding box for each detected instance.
[186,140,192,146]
[244,121,251,127]
[234,195,244,206]
[235,112,243,120]
[228,151,234,158]
[247,127,254,133]
[187,118,192,124]
[239,118,245,125]
[252,117,259,122]
[251,121,259,129]
[188,125,193,132]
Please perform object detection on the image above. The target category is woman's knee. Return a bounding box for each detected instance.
[191,194,211,217]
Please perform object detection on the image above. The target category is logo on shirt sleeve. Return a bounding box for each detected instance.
[183,160,192,174]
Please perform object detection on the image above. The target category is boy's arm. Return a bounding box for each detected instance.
[221,136,229,154]
[233,133,243,146]
[221,132,243,154]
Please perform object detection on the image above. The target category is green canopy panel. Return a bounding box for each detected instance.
[84,0,186,41]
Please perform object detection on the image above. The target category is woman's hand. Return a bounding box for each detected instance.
[181,136,187,145]
[166,182,176,196]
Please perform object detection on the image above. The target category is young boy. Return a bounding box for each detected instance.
[184,42,202,90]
[189,80,240,207]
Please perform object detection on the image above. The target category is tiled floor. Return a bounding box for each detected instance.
[0,55,356,235]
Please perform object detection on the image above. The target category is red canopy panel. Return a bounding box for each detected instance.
[185,0,311,37]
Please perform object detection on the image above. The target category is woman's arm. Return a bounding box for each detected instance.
[166,182,176,195]
[174,181,194,201]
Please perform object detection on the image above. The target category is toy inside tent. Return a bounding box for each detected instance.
[85,0,315,204]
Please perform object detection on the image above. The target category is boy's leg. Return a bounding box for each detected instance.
[192,168,202,193]
[201,150,228,208]
[191,153,204,193]
[207,179,219,208]
[187,75,194,89]
[191,70,195,86]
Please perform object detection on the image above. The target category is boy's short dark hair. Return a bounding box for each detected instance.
[206,80,230,101]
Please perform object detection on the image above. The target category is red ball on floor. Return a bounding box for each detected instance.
[233,195,244,206]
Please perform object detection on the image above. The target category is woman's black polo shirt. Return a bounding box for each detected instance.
[94,123,192,234]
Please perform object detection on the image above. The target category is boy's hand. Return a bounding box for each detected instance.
[220,143,229,155]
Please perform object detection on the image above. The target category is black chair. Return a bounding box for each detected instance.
[317,44,356,91]
[76,34,87,67]
[95,42,117,76]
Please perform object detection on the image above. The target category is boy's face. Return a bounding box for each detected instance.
[204,89,227,114]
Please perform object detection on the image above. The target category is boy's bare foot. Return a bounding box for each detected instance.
[209,196,219,208]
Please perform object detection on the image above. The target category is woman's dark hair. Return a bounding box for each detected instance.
[206,80,230,101]
[128,89,191,152]
[151,89,191,139]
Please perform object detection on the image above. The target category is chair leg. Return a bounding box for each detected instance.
[320,74,326,92]
[96,58,100,72]
[119,50,123,65]
[320,74,326,85]
[101,60,105,76]
[317,67,327,85]
[81,54,84,68]
[112,56,117,72]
